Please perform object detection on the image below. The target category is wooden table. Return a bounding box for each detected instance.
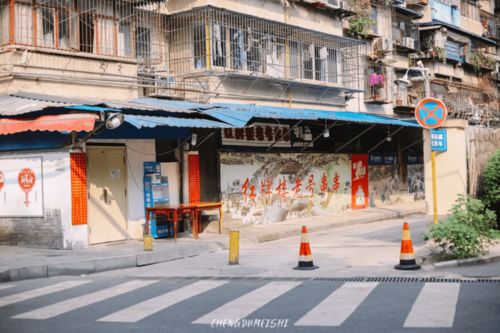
[145,202,222,240]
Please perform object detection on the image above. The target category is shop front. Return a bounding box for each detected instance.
[192,103,424,230]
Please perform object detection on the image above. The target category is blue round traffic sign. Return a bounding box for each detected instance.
[415,98,448,129]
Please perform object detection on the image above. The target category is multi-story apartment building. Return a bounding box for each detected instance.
[348,0,499,124]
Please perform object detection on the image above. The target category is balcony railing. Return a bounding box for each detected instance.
[166,7,365,92]
[0,0,166,65]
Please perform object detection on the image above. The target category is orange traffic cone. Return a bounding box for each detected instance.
[294,226,318,270]
[395,222,421,270]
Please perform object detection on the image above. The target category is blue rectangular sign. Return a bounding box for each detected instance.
[431,129,447,152]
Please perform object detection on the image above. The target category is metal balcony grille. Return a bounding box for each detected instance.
[166,6,365,92]
[1,0,166,65]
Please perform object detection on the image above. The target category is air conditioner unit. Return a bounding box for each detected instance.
[339,0,350,10]
[326,0,340,7]
[382,38,392,51]
[402,37,415,49]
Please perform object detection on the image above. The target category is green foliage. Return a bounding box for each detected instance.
[470,50,496,73]
[432,47,447,62]
[347,15,375,39]
[425,195,497,259]
[480,150,500,227]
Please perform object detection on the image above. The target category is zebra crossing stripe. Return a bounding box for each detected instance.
[404,283,460,328]
[192,281,301,324]
[0,285,14,291]
[0,280,91,308]
[294,282,379,326]
[13,280,158,320]
[98,280,227,323]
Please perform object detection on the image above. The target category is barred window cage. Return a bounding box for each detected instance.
[167,7,365,92]
[1,0,167,65]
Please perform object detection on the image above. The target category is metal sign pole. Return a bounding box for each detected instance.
[431,149,438,224]
[415,98,448,225]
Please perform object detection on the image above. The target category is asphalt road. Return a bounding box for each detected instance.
[1,276,499,333]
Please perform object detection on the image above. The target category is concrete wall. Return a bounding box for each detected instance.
[0,150,84,249]
[0,49,139,100]
[424,119,468,217]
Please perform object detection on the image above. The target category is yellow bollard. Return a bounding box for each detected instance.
[228,230,239,265]
[144,235,153,251]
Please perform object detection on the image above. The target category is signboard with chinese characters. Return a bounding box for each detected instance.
[221,123,291,147]
[430,129,447,152]
[351,154,369,209]
[0,157,44,217]
[220,152,351,225]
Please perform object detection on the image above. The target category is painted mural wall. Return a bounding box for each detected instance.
[220,152,352,225]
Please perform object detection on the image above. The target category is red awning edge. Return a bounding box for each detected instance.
[0,114,99,135]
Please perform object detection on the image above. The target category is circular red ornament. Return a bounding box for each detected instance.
[18,168,36,191]
[0,171,4,191]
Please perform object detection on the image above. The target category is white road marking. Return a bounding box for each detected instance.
[0,285,14,291]
[192,281,301,324]
[294,282,379,326]
[404,283,460,328]
[13,280,157,320]
[0,280,91,308]
[98,280,227,323]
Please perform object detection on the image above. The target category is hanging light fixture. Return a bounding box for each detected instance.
[386,127,392,142]
[323,119,330,138]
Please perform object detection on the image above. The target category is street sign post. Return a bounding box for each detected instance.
[430,129,447,152]
[415,98,448,225]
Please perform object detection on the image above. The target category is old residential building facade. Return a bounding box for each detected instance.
[0,0,498,249]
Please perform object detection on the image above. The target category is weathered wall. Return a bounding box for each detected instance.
[0,49,139,100]
[0,150,74,249]
[424,119,468,217]
[219,152,352,226]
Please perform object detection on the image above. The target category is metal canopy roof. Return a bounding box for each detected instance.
[203,103,421,128]
[0,92,198,116]
[124,114,232,129]
[418,21,497,45]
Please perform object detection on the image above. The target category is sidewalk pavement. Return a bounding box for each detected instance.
[234,201,427,243]
[0,237,227,282]
[1,201,427,282]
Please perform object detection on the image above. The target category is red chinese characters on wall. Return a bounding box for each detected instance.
[351,154,369,209]
[242,177,256,201]
[18,168,36,207]
[276,177,288,198]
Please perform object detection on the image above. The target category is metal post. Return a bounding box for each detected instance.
[431,150,438,224]
[228,230,239,265]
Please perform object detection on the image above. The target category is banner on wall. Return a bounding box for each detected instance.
[222,123,291,147]
[220,152,352,225]
[0,157,43,217]
[351,154,369,209]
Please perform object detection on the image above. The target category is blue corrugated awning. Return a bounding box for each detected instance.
[203,103,420,128]
[124,114,232,129]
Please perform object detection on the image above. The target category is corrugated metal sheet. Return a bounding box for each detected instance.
[205,103,421,128]
[0,94,74,116]
[124,114,232,129]
[0,92,199,116]
[418,21,496,45]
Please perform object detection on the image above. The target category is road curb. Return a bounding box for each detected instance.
[249,207,425,243]
[0,242,227,282]
[433,253,500,268]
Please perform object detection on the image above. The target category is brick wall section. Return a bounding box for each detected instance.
[0,209,64,249]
